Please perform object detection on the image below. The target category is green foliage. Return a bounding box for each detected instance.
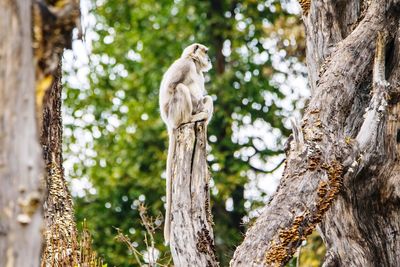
[64,0,309,266]
[299,231,326,266]
[286,231,326,267]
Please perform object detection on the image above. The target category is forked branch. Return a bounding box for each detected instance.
[230,2,397,265]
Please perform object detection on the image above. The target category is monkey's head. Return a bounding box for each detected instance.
[182,43,212,72]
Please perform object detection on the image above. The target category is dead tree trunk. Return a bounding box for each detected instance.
[40,64,79,266]
[0,1,44,266]
[305,2,400,266]
[32,0,81,266]
[169,122,219,267]
[231,1,400,266]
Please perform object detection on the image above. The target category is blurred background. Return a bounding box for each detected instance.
[62,0,323,266]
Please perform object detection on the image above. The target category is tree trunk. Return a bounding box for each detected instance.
[40,64,79,266]
[169,122,219,267]
[307,1,400,266]
[0,0,80,266]
[31,0,81,266]
[231,1,400,266]
[0,1,44,266]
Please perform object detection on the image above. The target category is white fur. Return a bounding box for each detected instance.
[159,43,213,244]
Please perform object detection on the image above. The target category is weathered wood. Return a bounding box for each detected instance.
[169,121,218,267]
[319,27,400,267]
[33,0,80,123]
[31,1,81,265]
[231,1,400,266]
[40,64,79,266]
[303,0,363,94]
[0,1,44,266]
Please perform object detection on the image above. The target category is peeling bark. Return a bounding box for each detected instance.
[0,1,44,266]
[169,122,219,267]
[231,1,400,266]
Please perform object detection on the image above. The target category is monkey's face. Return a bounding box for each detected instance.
[182,43,212,72]
[197,45,212,72]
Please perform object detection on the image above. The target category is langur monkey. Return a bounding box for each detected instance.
[159,43,213,244]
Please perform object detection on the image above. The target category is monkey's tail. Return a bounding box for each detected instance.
[164,129,175,245]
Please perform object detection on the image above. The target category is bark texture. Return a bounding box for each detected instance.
[231,1,400,266]
[40,65,79,266]
[169,122,219,267]
[32,0,81,266]
[0,1,44,266]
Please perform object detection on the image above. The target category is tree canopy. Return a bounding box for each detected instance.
[63,0,311,265]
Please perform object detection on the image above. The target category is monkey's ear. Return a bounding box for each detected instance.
[193,44,199,54]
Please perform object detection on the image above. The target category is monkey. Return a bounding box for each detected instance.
[159,43,213,244]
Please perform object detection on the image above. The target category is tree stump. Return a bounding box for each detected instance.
[169,121,218,267]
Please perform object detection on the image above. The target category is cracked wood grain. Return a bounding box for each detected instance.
[230,1,400,266]
[169,121,218,267]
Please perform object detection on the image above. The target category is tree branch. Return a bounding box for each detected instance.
[248,159,285,174]
[230,2,399,266]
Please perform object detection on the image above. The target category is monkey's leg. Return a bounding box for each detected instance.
[191,95,212,122]
[168,83,193,129]
[202,95,213,123]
